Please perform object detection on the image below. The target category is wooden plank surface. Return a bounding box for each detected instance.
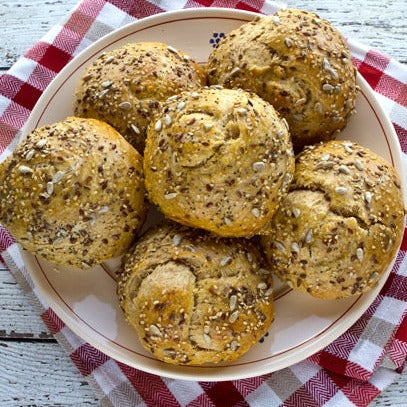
[0,0,406,406]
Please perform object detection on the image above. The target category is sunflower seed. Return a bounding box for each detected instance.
[369,272,380,283]
[131,124,140,134]
[292,208,301,218]
[164,114,172,126]
[83,73,93,81]
[264,287,273,297]
[154,120,162,132]
[338,165,350,174]
[284,38,293,48]
[305,229,313,244]
[229,311,239,323]
[314,102,323,113]
[46,182,54,195]
[385,238,393,252]
[230,340,239,351]
[177,101,186,111]
[164,192,177,200]
[26,231,33,242]
[272,16,280,25]
[18,165,33,174]
[237,107,247,115]
[26,150,35,161]
[53,237,64,244]
[105,56,114,64]
[365,191,372,204]
[356,248,364,262]
[274,241,286,252]
[204,123,213,132]
[98,89,110,99]
[149,325,161,336]
[315,161,334,169]
[251,208,260,218]
[52,171,65,183]
[119,101,132,110]
[230,67,240,75]
[191,92,199,99]
[253,161,265,172]
[220,257,232,266]
[167,45,178,53]
[355,159,364,170]
[322,83,334,92]
[335,186,347,194]
[98,206,109,214]
[101,80,113,88]
[203,333,211,343]
[36,139,47,149]
[291,242,300,253]
[257,282,267,290]
[229,295,237,311]
[294,98,307,106]
[173,234,182,246]
[204,325,210,334]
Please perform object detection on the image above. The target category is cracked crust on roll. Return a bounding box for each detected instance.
[261,140,404,299]
[206,9,358,151]
[0,117,147,269]
[117,221,274,365]
[143,87,295,237]
[74,42,206,153]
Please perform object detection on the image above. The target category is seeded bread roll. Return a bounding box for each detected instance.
[118,222,274,365]
[0,117,147,269]
[206,9,358,151]
[74,42,206,153]
[261,140,404,299]
[144,87,294,237]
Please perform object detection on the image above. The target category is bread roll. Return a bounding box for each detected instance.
[118,222,274,365]
[144,87,294,237]
[74,42,206,153]
[261,140,404,299]
[207,9,358,151]
[0,117,147,269]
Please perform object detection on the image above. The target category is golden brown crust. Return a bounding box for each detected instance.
[261,140,404,299]
[118,221,274,365]
[74,42,206,153]
[206,9,358,151]
[144,87,294,237]
[0,117,147,269]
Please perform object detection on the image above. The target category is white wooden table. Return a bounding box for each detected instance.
[0,0,406,405]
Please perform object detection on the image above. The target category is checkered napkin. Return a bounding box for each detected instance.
[1,0,407,406]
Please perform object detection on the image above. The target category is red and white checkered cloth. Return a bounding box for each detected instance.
[1,1,407,406]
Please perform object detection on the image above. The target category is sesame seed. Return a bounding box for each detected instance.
[154,120,162,132]
[26,150,34,161]
[204,325,210,334]
[164,114,172,126]
[321,154,330,161]
[335,187,347,195]
[355,159,364,170]
[283,173,291,184]
[292,208,301,218]
[26,231,33,242]
[119,101,132,110]
[101,80,113,88]
[305,229,313,244]
[229,311,239,323]
[313,18,321,25]
[149,325,161,336]
[229,295,237,311]
[314,102,323,113]
[257,282,267,290]
[343,143,353,153]
[274,241,285,252]
[385,238,393,252]
[251,208,260,218]
[356,248,364,262]
[230,340,239,351]
[204,123,213,132]
[264,288,273,297]
[105,56,114,64]
[183,55,189,61]
[18,165,33,174]
[253,161,265,172]
[191,92,199,99]
[81,261,90,268]
[131,124,140,134]
[220,256,232,266]
[365,191,372,204]
[237,107,247,115]
[164,192,177,200]
[338,165,350,174]
[284,38,293,48]
[83,73,93,81]
[212,85,223,89]
[52,171,65,184]
[168,95,178,101]
[224,217,232,225]
[272,16,280,25]
[46,182,54,195]
[177,101,186,111]
[173,234,182,246]
[167,45,178,53]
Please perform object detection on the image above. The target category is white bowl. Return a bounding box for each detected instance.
[21,8,406,381]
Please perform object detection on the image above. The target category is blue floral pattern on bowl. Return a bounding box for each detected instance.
[210,32,225,47]
[259,331,269,343]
